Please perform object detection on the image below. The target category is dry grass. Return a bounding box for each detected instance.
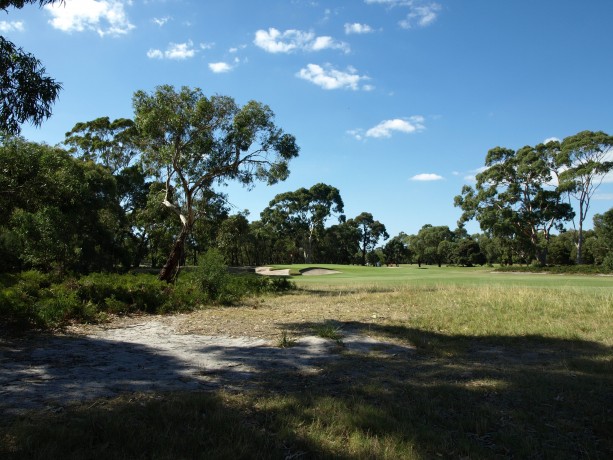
[3,272,612,459]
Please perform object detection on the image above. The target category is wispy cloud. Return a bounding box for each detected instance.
[543,137,560,144]
[147,40,197,60]
[365,0,442,29]
[0,20,24,32]
[365,117,425,138]
[152,16,171,27]
[463,166,489,182]
[44,0,135,37]
[594,193,613,200]
[344,22,374,34]
[254,28,349,53]
[411,173,443,181]
[297,64,371,90]
[399,3,441,28]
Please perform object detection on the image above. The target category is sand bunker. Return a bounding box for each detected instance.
[255,267,291,276]
[255,267,340,276]
[300,268,340,276]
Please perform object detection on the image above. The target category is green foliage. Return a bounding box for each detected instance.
[0,36,61,135]
[195,248,295,304]
[195,248,229,301]
[0,271,203,329]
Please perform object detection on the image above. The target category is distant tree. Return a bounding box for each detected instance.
[383,234,411,266]
[592,208,613,268]
[348,212,389,265]
[411,224,454,267]
[216,214,251,266]
[261,183,344,263]
[133,85,299,282]
[557,131,613,264]
[451,237,485,267]
[455,145,574,265]
[0,1,63,134]
[320,221,360,264]
[64,117,138,173]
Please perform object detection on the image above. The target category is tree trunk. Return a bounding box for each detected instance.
[159,226,190,283]
[576,219,584,265]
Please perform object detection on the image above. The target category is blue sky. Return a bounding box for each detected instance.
[3,0,613,237]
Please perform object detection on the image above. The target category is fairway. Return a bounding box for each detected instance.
[273,263,613,290]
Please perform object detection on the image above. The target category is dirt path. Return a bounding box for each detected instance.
[0,316,413,417]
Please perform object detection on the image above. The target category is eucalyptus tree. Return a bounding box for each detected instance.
[216,213,251,266]
[591,208,613,268]
[382,234,411,266]
[348,212,389,265]
[455,145,573,265]
[64,117,138,173]
[261,183,344,263]
[557,131,613,264]
[319,221,361,264]
[0,1,63,135]
[133,85,299,282]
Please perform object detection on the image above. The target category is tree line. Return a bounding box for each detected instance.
[2,113,613,277]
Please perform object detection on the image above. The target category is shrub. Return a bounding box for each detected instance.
[194,249,295,305]
[195,249,229,302]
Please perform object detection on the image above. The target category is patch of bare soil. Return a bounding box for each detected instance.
[0,296,413,416]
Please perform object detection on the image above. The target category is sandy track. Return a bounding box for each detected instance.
[0,318,412,417]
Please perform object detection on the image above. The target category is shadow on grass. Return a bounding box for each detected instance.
[1,323,612,459]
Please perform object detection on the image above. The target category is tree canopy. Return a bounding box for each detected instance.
[261,183,344,263]
[0,0,63,134]
[557,130,613,263]
[455,144,573,265]
[133,85,299,282]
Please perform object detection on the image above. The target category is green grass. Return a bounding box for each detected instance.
[275,263,613,290]
[2,265,612,459]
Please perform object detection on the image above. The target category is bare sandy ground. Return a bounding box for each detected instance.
[0,316,412,417]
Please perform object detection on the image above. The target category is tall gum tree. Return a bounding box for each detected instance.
[348,212,389,266]
[455,145,573,265]
[557,130,613,264]
[133,85,299,282]
[261,183,344,264]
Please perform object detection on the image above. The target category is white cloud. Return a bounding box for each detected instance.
[0,20,24,32]
[44,0,135,37]
[254,27,349,53]
[310,35,350,53]
[344,22,374,34]
[594,193,613,200]
[365,116,425,138]
[411,173,443,181]
[297,64,371,90]
[543,137,560,144]
[147,41,197,60]
[152,16,170,27]
[209,61,232,73]
[399,3,441,28]
[365,0,442,29]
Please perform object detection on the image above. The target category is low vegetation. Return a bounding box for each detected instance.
[2,266,611,459]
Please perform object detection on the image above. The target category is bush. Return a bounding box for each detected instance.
[0,271,204,329]
[194,249,295,305]
[195,249,229,302]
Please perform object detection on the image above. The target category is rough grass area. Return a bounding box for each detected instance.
[1,266,612,459]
